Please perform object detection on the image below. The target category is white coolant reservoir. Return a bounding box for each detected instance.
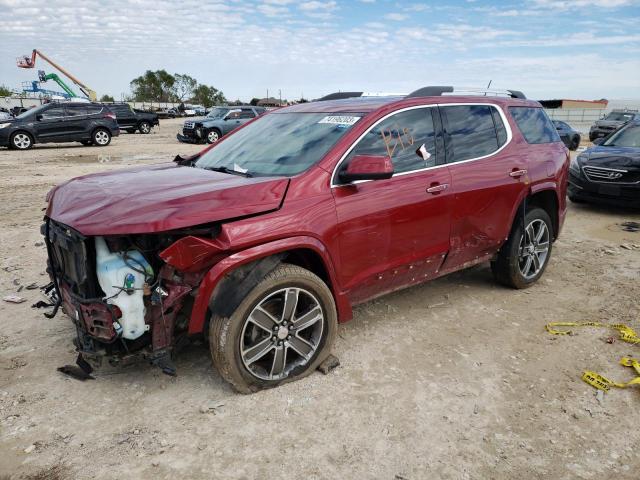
[95,236,153,340]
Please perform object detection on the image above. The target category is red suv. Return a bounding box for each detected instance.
[42,86,568,392]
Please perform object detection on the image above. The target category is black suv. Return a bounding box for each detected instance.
[0,102,119,150]
[104,103,159,134]
[589,109,640,141]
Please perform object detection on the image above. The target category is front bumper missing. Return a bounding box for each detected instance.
[176,133,201,144]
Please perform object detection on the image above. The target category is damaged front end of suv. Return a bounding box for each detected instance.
[40,160,289,377]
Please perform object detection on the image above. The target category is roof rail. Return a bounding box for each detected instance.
[317,92,363,101]
[406,86,526,100]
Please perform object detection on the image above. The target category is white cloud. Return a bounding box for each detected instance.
[532,0,634,8]
[385,13,409,21]
[0,0,638,101]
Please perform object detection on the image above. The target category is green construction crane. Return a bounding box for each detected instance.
[38,70,77,97]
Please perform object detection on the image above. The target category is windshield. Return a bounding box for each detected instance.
[206,108,227,119]
[16,105,46,119]
[195,112,363,176]
[604,112,635,122]
[603,124,640,148]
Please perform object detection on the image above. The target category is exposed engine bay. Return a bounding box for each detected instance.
[41,218,220,375]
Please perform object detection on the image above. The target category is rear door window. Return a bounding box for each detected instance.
[239,110,256,119]
[342,107,437,175]
[65,106,86,117]
[441,105,504,163]
[509,107,560,144]
[40,107,65,119]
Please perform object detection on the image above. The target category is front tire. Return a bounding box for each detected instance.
[138,121,151,134]
[92,128,111,146]
[11,132,33,150]
[210,264,337,393]
[491,207,553,289]
[206,129,221,144]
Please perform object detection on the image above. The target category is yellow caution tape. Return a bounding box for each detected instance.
[545,322,640,392]
[545,321,640,344]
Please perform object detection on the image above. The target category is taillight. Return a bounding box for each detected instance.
[104,113,116,120]
[111,305,122,319]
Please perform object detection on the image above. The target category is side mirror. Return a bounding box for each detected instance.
[339,155,394,183]
[36,114,43,121]
[592,137,604,145]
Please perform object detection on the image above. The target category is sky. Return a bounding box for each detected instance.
[0,0,639,102]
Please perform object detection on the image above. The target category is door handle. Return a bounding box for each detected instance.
[509,169,528,178]
[426,183,449,194]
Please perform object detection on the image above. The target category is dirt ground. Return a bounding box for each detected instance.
[0,118,639,480]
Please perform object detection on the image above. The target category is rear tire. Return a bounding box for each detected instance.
[491,207,553,289]
[210,263,337,393]
[138,121,151,134]
[569,135,580,151]
[10,132,33,150]
[92,128,111,146]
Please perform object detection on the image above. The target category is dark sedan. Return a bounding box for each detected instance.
[568,121,640,207]
[552,120,581,150]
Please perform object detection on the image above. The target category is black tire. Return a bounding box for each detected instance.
[138,121,151,134]
[491,207,553,289]
[210,263,337,394]
[205,128,221,144]
[92,128,111,147]
[126,129,136,134]
[568,194,585,204]
[569,135,580,151]
[10,131,33,150]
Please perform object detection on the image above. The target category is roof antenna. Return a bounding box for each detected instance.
[485,80,492,96]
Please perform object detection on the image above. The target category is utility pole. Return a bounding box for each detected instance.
[267,89,269,101]
[279,89,282,106]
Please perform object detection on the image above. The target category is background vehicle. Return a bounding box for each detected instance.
[0,110,11,120]
[553,120,581,150]
[177,106,265,144]
[589,109,640,141]
[42,86,567,392]
[0,102,118,149]
[156,108,177,119]
[104,103,159,134]
[569,120,640,207]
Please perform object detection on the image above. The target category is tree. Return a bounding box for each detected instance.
[99,94,115,102]
[172,74,197,101]
[192,84,226,108]
[249,97,260,106]
[0,85,12,97]
[130,70,175,102]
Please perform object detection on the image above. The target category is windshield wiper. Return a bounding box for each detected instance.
[206,166,253,177]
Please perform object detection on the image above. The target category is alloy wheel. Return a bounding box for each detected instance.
[207,131,219,143]
[518,219,550,280]
[240,287,324,381]
[140,122,151,134]
[94,130,109,145]
[13,133,31,149]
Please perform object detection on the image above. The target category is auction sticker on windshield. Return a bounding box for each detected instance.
[318,116,361,126]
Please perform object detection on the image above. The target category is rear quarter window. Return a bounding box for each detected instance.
[509,107,560,144]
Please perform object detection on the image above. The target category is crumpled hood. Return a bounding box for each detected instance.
[46,163,289,235]
[581,145,640,169]
[593,120,626,128]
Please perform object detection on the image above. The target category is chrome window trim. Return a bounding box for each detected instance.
[330,102,513,188]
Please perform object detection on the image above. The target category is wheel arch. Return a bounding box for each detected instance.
[527,188,559,240]
[189,236,351,334]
